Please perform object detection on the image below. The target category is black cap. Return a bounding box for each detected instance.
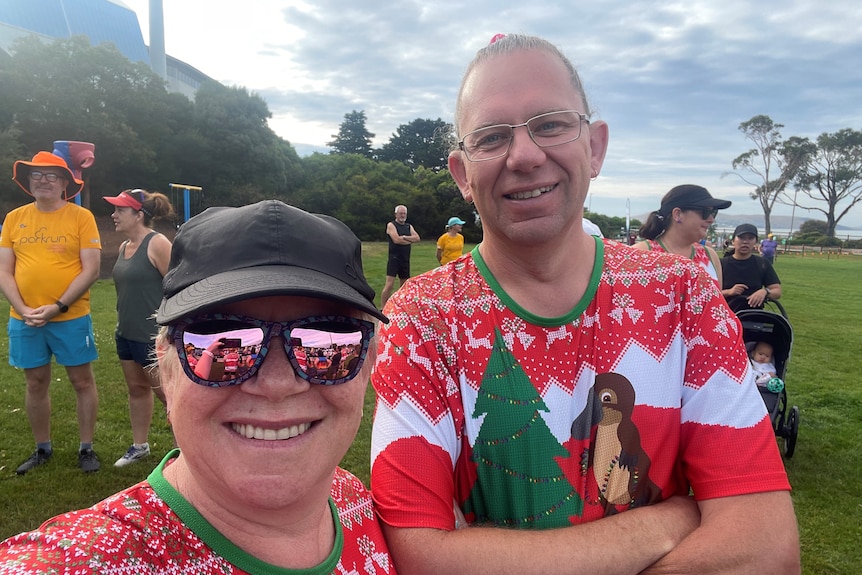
[733,223,759,240]
[659,184,732,215]
[156,200,387,324]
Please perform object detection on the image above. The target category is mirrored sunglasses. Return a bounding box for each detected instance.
[170,314,374,387]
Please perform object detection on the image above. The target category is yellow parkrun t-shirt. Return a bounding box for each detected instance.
[0,202,101,321]
[437,232,465,266]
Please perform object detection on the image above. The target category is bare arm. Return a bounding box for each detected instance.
[705,245,723,287]
[765,282,782,300]
[404,225,421,243]
[747,283,782,308]
[642,491,800,574]
[383,496,701,575]
[436,246,444,264]
[26,248,101,326]
[386,222,411,245]
[721,284,747,298]
[0,247,32,317]
[60,248,100,306]
[147,233,173,277]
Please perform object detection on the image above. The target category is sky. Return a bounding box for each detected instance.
[121,0,862,232]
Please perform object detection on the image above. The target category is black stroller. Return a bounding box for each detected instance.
[737,301,799,458]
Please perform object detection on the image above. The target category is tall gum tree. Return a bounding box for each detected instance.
[786,129,862,238]
[726,115,805,235]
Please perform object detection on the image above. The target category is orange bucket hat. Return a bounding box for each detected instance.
[12,151,85,200]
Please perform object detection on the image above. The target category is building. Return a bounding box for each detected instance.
[0,0,210,100]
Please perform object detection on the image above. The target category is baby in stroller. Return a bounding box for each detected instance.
[739,306,797,457]
[749,341,784,393]
[750,341,777,385]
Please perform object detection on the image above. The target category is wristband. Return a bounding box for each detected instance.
[764,287,771,299]
[56,300,69,313]
[202,350,214,358]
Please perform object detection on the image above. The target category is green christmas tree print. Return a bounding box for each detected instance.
[464,329,584,528]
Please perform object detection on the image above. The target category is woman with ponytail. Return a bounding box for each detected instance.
[633,184,730,286]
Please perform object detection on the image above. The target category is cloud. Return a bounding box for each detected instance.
[124,0,862,228]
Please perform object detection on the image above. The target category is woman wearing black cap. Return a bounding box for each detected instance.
[0,201,395,574]
[634,184,731,286]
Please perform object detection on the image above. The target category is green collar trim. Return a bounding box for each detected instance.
[470,237,604,327]
[148,449,343,574]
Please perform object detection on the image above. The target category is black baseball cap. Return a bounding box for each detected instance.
[156,200,387,324]
[659,184,732,215]
[733,223,759,240]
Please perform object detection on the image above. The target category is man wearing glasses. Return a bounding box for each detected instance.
[1,151,102,474]
[721,223,783,313]
[371,34,799,573]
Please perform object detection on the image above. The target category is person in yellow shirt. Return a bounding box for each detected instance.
[436,216,466,265]
[0,151,102,474]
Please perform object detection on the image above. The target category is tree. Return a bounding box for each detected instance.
[785,129,862,238]
[583,211,641,240]
[726,115,805,235]
[464,329,584,527]
[0,126,27,217]
[190,81,303,208]
[377,118,451,171]
[327,110,374,158]
[0,35,177,209]
[798,219,828,236]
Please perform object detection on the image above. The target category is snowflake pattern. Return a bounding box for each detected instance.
[0,467,393,574]
[375,241,750,422]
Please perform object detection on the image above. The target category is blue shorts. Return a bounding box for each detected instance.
[8,316,99,369]
[115,333,155,366]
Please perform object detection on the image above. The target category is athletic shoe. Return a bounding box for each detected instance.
[114,444,150,467]
[78,448,101,473]
[15,448,52,475]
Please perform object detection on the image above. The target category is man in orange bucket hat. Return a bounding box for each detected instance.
[12,150,85,201]
[2,151,102,474]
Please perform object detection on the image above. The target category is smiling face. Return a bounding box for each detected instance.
[448,48,608,249]
[28,168,68,205]
[159,294,374,513]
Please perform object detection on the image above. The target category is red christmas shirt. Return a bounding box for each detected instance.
[0,451,394,574]
[371,240,789,530]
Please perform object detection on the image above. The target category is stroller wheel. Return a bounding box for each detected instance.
[783,406,800,459]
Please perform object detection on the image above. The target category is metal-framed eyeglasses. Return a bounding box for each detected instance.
[458,110,590,162]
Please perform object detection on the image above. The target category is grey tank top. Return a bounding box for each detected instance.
[112,232,163,342]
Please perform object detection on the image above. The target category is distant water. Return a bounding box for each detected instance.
[713,226,862,240]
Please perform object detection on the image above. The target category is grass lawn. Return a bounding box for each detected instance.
[0,243,859,574]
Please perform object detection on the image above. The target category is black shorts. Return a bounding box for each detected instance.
[386,257,411,279]
[115,334,155,366]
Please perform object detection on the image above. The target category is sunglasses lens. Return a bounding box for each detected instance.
[179,319,264,385]
[289,320,367,383]
[175,316,371,386]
